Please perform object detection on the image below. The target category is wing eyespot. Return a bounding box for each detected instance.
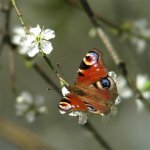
[84,102,98,113]
[93,76,115,90]
[83,52,99,66]
[58,98,72,111]
[100,77,111,89]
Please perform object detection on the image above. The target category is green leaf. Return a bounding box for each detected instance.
[142,80,150,91]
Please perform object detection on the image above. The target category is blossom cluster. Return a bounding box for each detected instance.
[15,91,47,122]
[118,74,150,112]
[12,25,55,57]
[121,19,150,54]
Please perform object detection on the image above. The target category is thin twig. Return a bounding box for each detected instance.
[95,13,150,42]
[11,0,29,34]
[79,0,150,111]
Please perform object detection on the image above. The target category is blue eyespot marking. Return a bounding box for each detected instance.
[84,102,97,112]
[87,105,97,112]
[101,78,110,89]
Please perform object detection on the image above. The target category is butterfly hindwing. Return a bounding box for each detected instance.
[59,93,88,113]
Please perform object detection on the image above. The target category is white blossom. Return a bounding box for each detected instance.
[88,27,97,38]
[135,74,150,112]
[131,38,146,54]
[15,91,47,122]
[135,99,145,113]
[108,71,117,83]
[131,19,150,54]
[12,25,55,57]
[136,74,150,98]
[117,75,133,99]
[121,19,150,54]
[61,86,70,96]
[136,74,148,90]
[12,26,26,45]
[69,111,88,125]
[136,74,150,100]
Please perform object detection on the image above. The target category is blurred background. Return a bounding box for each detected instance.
[0,0,150,150]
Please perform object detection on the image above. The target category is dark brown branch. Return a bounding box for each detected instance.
[8,47,16,93]
[79,0,150,111]
[0,0,12,56]
[79,0,98,27]
[85,122,113,150]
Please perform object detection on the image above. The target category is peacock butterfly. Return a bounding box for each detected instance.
[58,48,119,122]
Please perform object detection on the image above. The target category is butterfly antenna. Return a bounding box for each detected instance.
[56,63,68,81]
[43,55,69,87]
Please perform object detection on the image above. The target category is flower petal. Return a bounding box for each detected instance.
[143,91,150,99]
[30,24,41,35]
[108,71,117,83]
[120,88,133,99]
[69,111,88,125]
[13,26,26,35]
[21,91,33,103]
[114,96,121,105]
[18,46,29,55]
[78,112,88,125]
[61,87,70,96]
[38,106,47,113]
[25,111,35,123]
[12,27,26,45]
[136,74,148,90]
[41,29,55,40]
[28,44,39,57]
[20,35,34,46]
[12,35,22,45]
[136,99,145,113]
[40,40,53,54]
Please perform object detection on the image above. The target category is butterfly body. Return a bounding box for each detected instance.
[59,49,118,115]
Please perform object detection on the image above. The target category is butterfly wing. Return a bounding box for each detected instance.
[59,49,118,115]
[74,49,118,114]
[76,49,108,86]
[59,93,88,113]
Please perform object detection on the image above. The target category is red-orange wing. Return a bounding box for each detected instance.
[75,49,108,86]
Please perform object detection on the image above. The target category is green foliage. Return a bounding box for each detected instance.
[142,80,150,91]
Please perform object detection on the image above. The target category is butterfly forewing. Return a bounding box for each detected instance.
[76,49,108,86]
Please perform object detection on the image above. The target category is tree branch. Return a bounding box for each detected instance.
[0,0,12,56]
[68,0,150,42]
[85,122,113,150]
